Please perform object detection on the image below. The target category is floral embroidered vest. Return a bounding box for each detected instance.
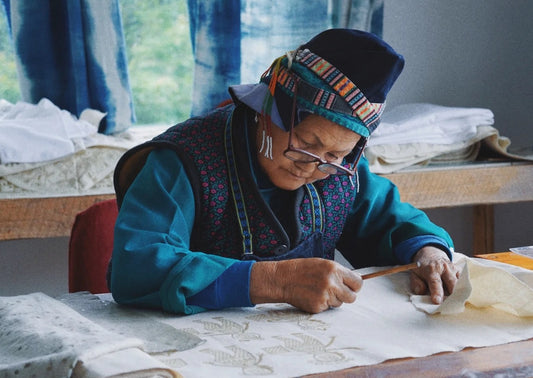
[114,105,357,261]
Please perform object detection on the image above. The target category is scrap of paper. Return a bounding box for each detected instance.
[510,245,533,259]
[411,257,533,316]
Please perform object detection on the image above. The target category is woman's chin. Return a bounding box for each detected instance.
[271,172,308,191]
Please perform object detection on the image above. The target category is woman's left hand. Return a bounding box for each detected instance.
[410,246,459,304]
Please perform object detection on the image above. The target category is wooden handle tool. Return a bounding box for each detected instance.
[360,262,421,280]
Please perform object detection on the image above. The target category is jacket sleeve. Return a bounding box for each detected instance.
[109,148,254,314]
[336,157,454,268]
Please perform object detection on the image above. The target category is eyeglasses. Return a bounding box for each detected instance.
[283,79,367,178]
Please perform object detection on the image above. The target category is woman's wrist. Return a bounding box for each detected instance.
[249,261,286,304]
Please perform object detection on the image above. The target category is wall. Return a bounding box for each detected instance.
[383,0,533,148]
[1,0,532,296]
[1,237,69,296]
[382,0,533,253]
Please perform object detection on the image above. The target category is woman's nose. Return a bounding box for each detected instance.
[293,160,317,172]
[294,161,328,178]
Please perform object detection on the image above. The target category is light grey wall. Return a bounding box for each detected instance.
[383,0,533,148]
[1,0,532,297]
[0,237,69,296]
[382,0,533,252]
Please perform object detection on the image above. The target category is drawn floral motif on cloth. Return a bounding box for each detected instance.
[200,345,274,375]
[263,333,358,365]
[192,316,262,341]
[246,306,328,331]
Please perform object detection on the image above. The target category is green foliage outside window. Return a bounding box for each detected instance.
[0,1,194,126]
[0,11,20,103]
[121,0,194,126]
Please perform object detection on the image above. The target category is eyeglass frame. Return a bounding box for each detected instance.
[282,78,367,178]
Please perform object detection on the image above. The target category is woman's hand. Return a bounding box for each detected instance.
[410,246,459,304]
[250,258,363,313]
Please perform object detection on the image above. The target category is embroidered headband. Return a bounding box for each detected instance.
[265,49,385,133]
[258,29,404,138]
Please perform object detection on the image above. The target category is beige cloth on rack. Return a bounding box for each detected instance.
[366,103,533,174]
[367,124,507,173]
[0,125,167,199]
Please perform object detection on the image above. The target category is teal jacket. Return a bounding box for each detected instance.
[110,105,453,314]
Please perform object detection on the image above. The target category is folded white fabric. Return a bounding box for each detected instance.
[365,103,501,173]
[370,103,494,146]
[366,124,504,173]
[0,98,103,164]
[0,124,168,199]
[72,348,180,378]
[0,292,178,377]
[411,255,533,316]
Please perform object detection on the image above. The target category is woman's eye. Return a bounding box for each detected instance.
[326,152,340,161]
[298,137,313,149]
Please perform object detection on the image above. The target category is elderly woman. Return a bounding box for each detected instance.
[109,29,458,315]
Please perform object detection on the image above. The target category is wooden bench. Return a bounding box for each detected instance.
[1,161,532,254]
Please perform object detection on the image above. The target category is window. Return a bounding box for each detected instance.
[0,9,20,103]
[121,0,194,126]
[0,2,194,126]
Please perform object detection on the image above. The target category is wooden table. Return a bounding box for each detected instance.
[1,161,532,244]
[382,161,533,254]
[309,338,533,377]
[309,251,533,377]
[0,194,115,240]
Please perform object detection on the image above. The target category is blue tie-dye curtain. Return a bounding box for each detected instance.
[188,0,384,117]
[187,0,241,117]
[1,0,134,134]
[1,0,382,130]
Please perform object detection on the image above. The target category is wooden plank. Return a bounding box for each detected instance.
[475,251,533,270]
[473,204,494,254]
[308,338,533,377]
[1,162,532,242]
[0,194,115,241]
[382,162,533,209]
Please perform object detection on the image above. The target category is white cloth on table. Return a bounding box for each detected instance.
[412,253,533,316]
[366,103,501,173]
[0,104,167,198]
[150,254,533,377]
[370,103,494,145]
[53,253,533,378]
[0,98,105,164]
[3,254,533,377]
[0,292,178,378]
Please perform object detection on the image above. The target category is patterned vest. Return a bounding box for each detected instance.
[114,105,358,261]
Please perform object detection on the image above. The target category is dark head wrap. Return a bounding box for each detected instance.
[231,28,404,138]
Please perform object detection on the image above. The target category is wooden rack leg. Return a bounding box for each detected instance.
[473,205,494,254]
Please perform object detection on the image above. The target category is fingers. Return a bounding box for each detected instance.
[327,294,344,309]
[411,248,459,304]
[342,267,364,293]
[335,269,361,305]
[427,259,460,304]
[441,262,459,295]
[410,272,427,295]
[313,265,362,311]
[276,259,363,313]
[426,268,445,304]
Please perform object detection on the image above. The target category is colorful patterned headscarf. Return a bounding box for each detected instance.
[259,28,404,138]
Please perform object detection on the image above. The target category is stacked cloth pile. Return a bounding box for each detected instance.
[0,292,181,377]
[0,99,165,198]
[366,103,533,174]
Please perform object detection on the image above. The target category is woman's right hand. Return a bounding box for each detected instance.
[249,258,363,313]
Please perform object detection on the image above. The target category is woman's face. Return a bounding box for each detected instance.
[256,114,361,191]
